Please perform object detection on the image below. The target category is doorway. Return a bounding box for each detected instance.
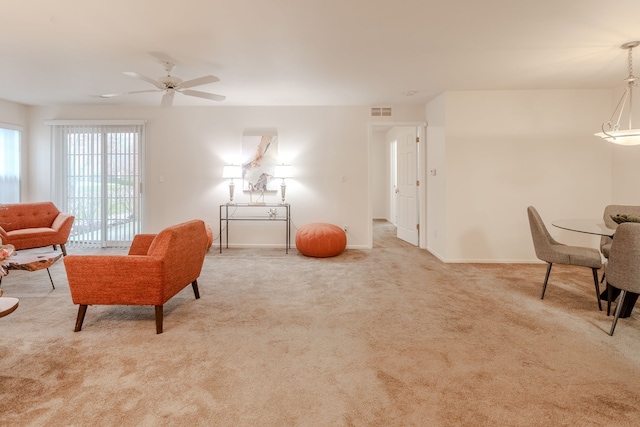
[369,122,426,248]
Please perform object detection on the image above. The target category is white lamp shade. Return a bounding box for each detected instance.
[222,165,242,179]
[274,165,293,178]
[594,129,640,146]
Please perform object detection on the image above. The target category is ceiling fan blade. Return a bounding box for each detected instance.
[178,75,220,89]
[123,71,165,89]
[181,89,226,102]
[100,89,162,98]
[128,89,163,95]
[161,90,175,108]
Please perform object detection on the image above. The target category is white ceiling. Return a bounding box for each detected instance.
[2,0,640,108]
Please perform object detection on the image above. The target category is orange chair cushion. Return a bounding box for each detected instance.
[296,223,346,257]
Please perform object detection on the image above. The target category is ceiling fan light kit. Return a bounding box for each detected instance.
[595,41,640,146]
[101,54,225,107]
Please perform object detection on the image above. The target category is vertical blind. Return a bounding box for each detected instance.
[0,124,22,203]
[47,120,145,248]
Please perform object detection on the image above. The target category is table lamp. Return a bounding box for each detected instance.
[274,164,293,203]
[222,165,242,203]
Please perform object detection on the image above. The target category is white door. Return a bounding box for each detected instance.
[395,127,419,245]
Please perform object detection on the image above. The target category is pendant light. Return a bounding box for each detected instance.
[595,41,640,146]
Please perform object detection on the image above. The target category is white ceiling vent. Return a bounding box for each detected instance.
[371,107,392,117]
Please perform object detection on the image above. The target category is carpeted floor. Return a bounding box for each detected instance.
[1,220,639,426]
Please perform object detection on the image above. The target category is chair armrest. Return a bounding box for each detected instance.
[128,234,157,255]
[0,225,7,243]
[64,255,165,305]
[51,213,75,238]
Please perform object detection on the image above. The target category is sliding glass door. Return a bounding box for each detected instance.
[50,121,144,247]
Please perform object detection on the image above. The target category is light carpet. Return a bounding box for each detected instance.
[1,220,639,426]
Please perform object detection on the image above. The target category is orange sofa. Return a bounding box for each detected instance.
[64,219,209,334]
[0,202,74,256]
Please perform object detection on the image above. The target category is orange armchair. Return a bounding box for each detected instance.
[64,219,209,334]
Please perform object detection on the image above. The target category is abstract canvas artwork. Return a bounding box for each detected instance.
[242,130,278,194]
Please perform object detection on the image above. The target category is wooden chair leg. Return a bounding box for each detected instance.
[75,305,87,332]
[61,244,67,256]
[155,305,163,334]
[592,268,602,311]
[192,280,200,299]
[541,263,553,299]
[607,283,612,316]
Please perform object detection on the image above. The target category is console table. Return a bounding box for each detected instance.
[219,203,291,253]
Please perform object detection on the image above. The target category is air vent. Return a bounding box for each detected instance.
[371,107,392,117]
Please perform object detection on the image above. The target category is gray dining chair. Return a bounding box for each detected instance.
[600,204,640,260]
[527,206,603,310]
[606,222,640,336]
[599,205,640,286]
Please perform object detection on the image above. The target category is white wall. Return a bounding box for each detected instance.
[612,145,640,202]
[370,130,388,220]
[426,94,447,259]
[24,104,425,249]
[0,99,28,127]
[426,90,615,262]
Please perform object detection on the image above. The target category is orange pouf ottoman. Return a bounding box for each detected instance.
[296,223,346,257]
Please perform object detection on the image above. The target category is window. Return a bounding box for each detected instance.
[48,120,145,247]
[0,124,21,203]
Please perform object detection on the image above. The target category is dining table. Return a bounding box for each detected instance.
[551,219,615,237]
[552,218,637,318]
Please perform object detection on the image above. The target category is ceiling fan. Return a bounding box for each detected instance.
[101,52,226,107]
